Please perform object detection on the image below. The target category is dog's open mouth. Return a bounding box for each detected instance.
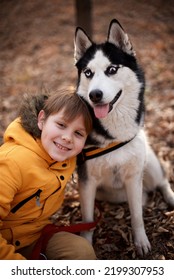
[93,90,122,119]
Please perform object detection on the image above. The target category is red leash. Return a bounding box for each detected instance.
[31,206,101,260]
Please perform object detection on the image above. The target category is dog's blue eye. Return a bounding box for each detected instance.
[106,65,119,75]
[84,68,93,78]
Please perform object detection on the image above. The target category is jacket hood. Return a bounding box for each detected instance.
[19,93,49,138]
[3,93,53,162]
[3,118,55,164]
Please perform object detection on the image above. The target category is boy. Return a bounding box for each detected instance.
[0,91,96,260]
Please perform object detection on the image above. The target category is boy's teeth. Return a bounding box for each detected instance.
[55,142,68,151]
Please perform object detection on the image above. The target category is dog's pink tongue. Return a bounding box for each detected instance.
[94,104,109,118]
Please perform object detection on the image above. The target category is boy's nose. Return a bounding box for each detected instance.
[61,134,72,143]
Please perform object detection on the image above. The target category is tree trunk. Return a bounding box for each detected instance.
[75,0,92,38]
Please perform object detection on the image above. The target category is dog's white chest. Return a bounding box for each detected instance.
[86,151,125,189]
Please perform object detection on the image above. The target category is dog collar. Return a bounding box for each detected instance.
[77,137,134,165]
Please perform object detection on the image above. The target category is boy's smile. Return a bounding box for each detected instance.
[54,142,70,151]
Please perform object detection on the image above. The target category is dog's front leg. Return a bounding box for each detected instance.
[125,173,151,256]
[79,180,97,244]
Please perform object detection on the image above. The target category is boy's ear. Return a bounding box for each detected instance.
[37,110,45,130]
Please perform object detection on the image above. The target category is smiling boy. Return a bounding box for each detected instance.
[0,91,95,260]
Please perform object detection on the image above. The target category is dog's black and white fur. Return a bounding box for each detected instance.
[74,19,174,255]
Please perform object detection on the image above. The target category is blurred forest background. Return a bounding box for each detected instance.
[0,0,174,259]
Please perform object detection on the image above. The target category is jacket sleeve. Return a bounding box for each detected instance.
[0,228,26,260]
[0,157,26,260]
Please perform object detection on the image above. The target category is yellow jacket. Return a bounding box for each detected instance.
[0,118,76,259]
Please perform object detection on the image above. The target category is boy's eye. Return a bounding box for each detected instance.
[57,122,65,128]
[75,131,85,137]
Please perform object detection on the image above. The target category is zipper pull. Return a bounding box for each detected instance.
[36,194,41,207]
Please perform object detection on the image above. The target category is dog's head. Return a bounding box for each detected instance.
[74,19,145,122]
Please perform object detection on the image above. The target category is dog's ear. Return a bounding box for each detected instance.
[107,19,136,56]
[74,27,92,63]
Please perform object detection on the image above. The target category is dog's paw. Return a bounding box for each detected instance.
[134,231,151,256]
[135,240,151,256]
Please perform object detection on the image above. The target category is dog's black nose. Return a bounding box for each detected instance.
[89,90,103,103]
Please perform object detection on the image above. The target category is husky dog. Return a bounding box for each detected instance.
[74,19,174,256]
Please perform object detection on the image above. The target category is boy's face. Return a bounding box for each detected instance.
[38,109,88,161]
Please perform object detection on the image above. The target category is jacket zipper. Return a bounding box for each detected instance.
[11,189,42,213]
